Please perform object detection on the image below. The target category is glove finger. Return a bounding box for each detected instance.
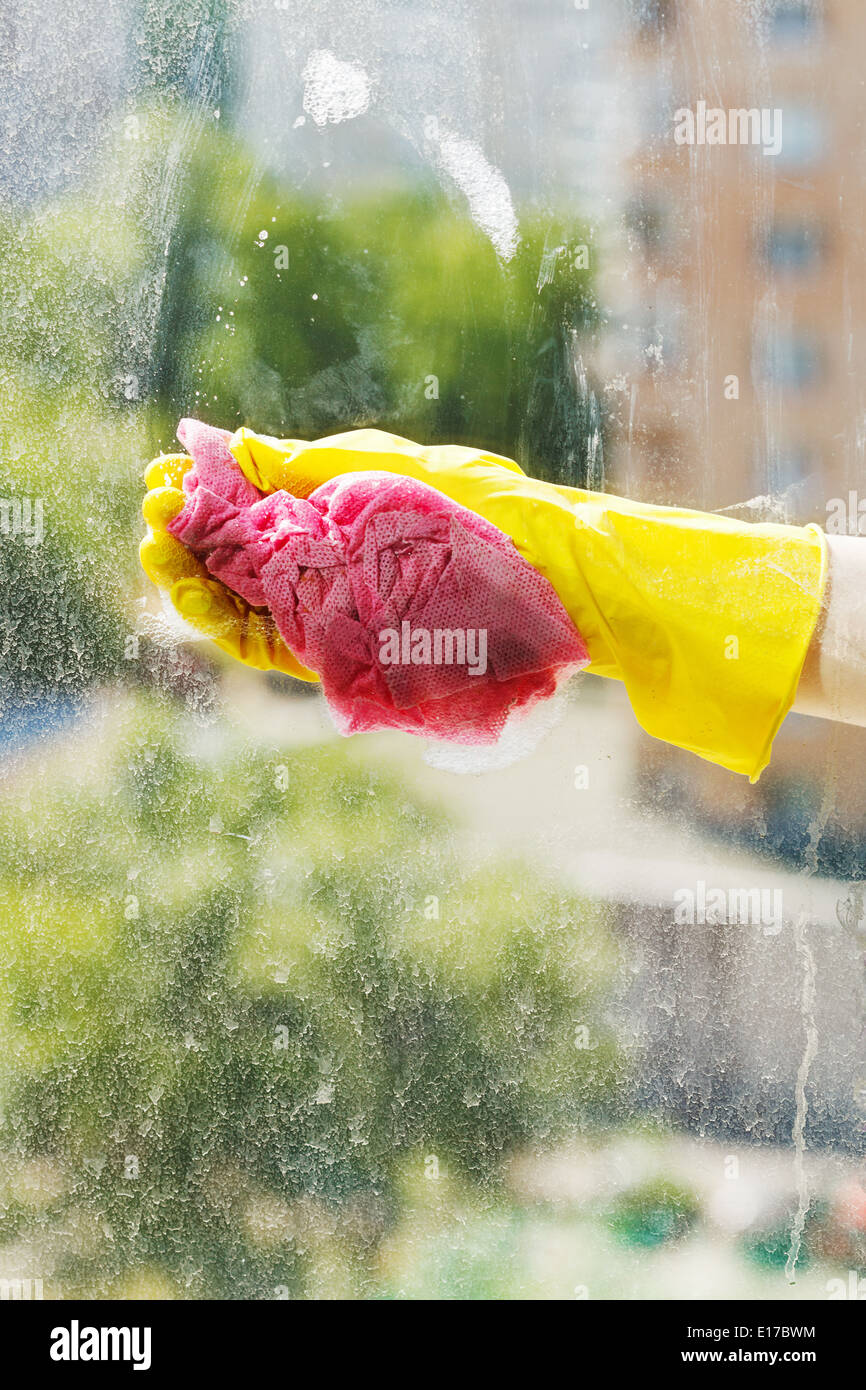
[142,485,186,532]
[144,453,194,491]
[139,530,208,589]
[171,576,319,683]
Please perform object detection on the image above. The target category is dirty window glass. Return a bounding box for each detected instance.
[2,0,865,1313]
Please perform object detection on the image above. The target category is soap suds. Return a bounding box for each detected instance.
[425,117,519,263]
[302,50,373,127]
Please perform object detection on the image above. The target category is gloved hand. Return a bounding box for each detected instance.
[142,423,828,779]
[140,451,318,682]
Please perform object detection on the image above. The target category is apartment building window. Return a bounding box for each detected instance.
[775,106,827,168]
[630,0,677,39]
[761,218,827,274]
[754,329,824,390]
[770,1,823,46]
[753,444,816,497]
[624,194,669,256]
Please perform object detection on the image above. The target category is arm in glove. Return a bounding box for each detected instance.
[141,422,829,780]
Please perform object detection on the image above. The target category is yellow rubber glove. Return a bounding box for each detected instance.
[222,427,828,780]
[139,453,318,682]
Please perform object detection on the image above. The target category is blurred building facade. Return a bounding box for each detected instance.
[599,0,866,859]
[604,0,865,515]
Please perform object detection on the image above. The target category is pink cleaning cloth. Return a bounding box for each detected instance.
[169,418,590,743]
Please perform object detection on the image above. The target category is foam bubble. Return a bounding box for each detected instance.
[422,683,574,775]
[302,50,373,127]
[428,125,519,263]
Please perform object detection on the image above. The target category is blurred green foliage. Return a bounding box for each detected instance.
[152,127,601,484]
[607,1178,701,1249]
[739,1204,832,1273]
[0,695,623,1297]
[0,114,178,708]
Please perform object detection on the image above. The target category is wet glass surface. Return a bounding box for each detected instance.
[1,0,865,1301]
